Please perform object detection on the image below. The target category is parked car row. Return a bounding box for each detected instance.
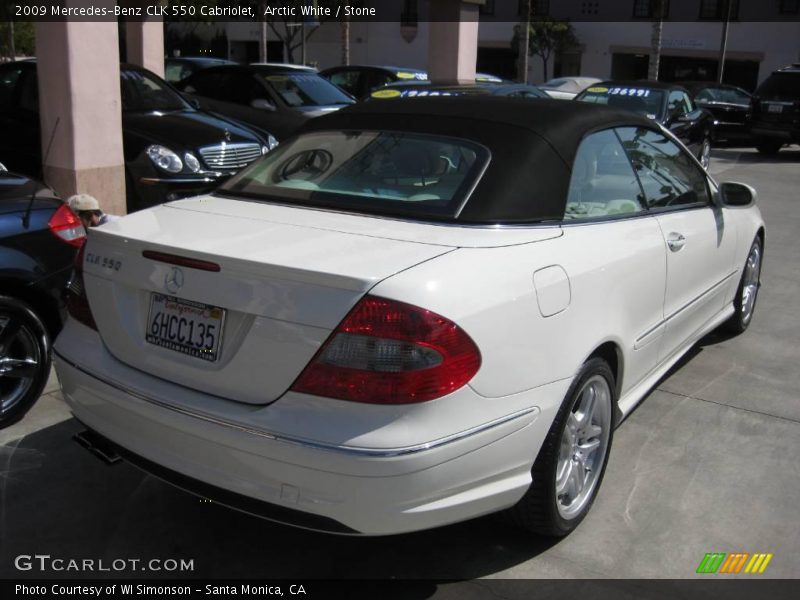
[0,61,279,213]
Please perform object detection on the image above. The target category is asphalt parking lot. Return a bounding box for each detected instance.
[1,147,798,583]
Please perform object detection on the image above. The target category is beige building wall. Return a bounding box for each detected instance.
[127,19,166,77]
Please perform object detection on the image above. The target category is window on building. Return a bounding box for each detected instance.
[480,0,495,15]
[632,0,670,19]
[699,0,739,20]
[518,0,550,17]
[780,0,799,13]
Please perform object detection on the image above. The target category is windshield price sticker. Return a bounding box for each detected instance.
[609,87,651,97]
[146,294,225,362]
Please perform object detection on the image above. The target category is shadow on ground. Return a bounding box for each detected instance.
[0,419,558,582]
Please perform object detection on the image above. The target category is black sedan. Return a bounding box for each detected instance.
[1,164,84,427]
[574,81,713,169]
[679,81,753,145]
[368,81,548,100]
[177,65,355,141]
[0,61,273,213]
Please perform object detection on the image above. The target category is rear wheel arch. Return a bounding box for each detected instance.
[585,341,623,416]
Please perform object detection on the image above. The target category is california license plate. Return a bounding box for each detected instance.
[146,293,225,362]
[767,104,783,113]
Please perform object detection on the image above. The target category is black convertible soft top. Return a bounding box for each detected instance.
[300,96,658,223]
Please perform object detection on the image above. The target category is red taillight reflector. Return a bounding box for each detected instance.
[142,250,221,272]
[48,204,86,247]
[291,296,481,404]
[66,242,97,330]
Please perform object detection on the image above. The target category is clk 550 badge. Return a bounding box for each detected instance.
[85,252,121,272]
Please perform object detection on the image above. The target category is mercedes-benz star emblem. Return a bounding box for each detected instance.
[223,129,231,142]
[165,267,184,294]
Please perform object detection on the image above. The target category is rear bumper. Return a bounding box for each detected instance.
[54,321,566,535]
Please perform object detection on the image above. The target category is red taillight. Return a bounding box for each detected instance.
[48,204,86,247]
[65,242,97,330]
[291,296,481,404]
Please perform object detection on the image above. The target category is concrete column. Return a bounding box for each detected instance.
[427,0,481,84]
[126,18,165,77]
[35,15,126,215]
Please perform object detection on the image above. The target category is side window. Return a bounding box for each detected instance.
[667,91,689,116]
[328,69,360,96]
[564,129,647,220]
[617,127,711,209]
[695,88,714,102]
[17,70,39,113]
[668,90,692,116]
[365,71,393,93]
[183,71,226,99]
[0,67,23,112]
[229,74,270,106]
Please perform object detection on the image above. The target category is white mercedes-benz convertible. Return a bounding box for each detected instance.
[55,97,764,536]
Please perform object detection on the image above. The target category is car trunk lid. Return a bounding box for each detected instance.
[82,201,458,405]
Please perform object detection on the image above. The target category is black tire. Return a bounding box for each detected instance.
[0,295,52,429]
[508,357,616,537]
[722,237,763,335]
[756,141,782,155]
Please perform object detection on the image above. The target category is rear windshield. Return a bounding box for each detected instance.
[757,72,800,98]
[576,86,665,120]
[216,131,488,220]
[262,73,355,107]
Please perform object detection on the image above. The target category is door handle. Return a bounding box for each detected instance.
[667,233,686,251]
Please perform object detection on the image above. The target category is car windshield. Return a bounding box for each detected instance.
[216,131,488,221]
[261,73,355,107]
[576,86,666,120]
[121,69,189,112]
[757,72,800,98]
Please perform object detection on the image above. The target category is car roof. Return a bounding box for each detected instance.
[167,57,235,63]
[300,96,659,223]
[196,64,319,75]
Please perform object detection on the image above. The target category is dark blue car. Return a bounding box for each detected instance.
[1,164,84,427]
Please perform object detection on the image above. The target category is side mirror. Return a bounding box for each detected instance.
[719,181,757,207]
[250,99,276,111]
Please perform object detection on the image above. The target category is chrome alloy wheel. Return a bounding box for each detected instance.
[0,315,41,415]
[555,374,612,520]
[740,242,762,327]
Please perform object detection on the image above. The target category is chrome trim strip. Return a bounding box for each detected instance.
[635,270,737,344]
[140,176,225,185]
[55,351,538,458]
